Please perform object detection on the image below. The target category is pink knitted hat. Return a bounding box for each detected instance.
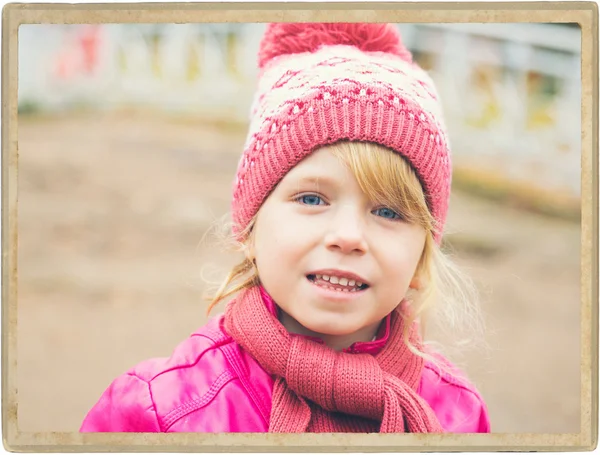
[231,23,452,242]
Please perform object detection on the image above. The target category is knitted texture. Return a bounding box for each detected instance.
[258,23,413,68]
[231,23,452,242]
[224,286,444,433]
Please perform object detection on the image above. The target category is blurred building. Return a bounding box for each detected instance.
[18,23,581,199]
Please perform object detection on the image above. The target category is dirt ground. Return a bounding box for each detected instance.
[16,111,581,433]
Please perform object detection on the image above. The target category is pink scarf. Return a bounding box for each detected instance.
[224,286,444,433]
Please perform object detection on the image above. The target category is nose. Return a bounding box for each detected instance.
[324,205,368,255]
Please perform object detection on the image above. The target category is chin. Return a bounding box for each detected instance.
[300,318,362,337]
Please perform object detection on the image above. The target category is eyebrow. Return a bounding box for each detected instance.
[289,175,340,190]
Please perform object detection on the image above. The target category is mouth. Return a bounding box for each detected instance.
[306,273,370,293]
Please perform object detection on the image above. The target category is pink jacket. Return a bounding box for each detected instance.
[81,304,490,433]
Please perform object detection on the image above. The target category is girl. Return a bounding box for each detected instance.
[81,23,490,433]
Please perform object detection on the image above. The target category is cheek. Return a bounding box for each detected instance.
[379,233,425,279]
[253,208,313,270]
[257,205,319,246]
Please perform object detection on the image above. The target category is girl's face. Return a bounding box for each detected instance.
[252,146,426,350]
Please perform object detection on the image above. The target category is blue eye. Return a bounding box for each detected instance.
[298,194,324,206]
[374,207,401,220]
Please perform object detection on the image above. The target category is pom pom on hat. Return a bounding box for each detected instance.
[258,23,413,69]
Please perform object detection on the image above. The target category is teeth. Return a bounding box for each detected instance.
[313,274,366,289]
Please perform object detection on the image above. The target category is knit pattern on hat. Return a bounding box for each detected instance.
[232,24,452,241]
[257,23,413,67]
[224,285,444,433]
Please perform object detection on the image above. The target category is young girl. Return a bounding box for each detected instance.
[81,23,490,433]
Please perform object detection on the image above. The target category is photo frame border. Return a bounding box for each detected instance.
[2,2,597,452]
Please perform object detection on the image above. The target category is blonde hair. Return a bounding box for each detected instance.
[203,141,485,365]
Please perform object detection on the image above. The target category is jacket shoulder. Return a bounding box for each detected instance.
[130,315,231,383]
[419,352,491,433]
[81,316,270,432]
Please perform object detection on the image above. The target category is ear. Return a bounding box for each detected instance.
[409,275,421,290]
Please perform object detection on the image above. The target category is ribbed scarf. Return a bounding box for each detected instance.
[224,286,444,433]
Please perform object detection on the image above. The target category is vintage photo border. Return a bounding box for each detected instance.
[2,2,598,452]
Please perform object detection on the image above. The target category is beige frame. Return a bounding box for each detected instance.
[2,2,597,452]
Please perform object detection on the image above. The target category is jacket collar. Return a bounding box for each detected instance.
[258,285,391,355]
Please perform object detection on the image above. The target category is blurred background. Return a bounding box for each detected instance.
[17,23,581,433]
